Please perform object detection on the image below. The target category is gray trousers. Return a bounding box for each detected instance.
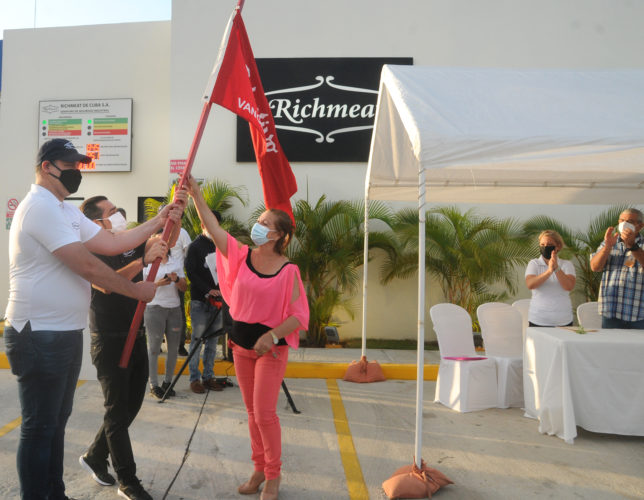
[144,305,182,388]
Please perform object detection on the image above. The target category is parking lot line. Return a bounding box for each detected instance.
[327,379,368,500]
[0,416,21,438]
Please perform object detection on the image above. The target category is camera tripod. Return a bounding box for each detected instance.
[159,303,300,413]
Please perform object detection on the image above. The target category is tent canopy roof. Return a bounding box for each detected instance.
[366,66,644,204]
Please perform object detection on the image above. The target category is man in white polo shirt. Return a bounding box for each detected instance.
[4,139,185,500]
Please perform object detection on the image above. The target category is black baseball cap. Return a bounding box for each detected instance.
[37,139,92,164]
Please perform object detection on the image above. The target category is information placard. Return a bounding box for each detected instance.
[38,98,133,172]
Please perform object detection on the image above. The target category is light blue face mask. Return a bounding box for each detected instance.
[250,222,274,246]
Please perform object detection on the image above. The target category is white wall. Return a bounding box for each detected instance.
[169,0,644,211]
[168,0,644,341]
[2,0,644,341]
[0,21,171,322]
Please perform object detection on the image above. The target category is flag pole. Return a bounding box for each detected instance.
[119,102,212,367]
[119,0,247,369]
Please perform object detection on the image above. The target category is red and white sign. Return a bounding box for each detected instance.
[170,159,187,175]
[6,197,19,230]
[7,198,19,212]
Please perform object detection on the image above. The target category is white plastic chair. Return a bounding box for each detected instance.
[430,303,498,412]
[511,298,531,342]
[577,301,602,330]
[477,302,524,408]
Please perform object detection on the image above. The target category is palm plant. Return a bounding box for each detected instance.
[264,195,399,346]
[521,205,630,302]
[143,178,248,239]
[382,206,534,321]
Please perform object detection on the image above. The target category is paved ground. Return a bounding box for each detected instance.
[1,347,643,499]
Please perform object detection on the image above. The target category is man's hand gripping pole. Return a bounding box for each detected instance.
[119,101,213,368]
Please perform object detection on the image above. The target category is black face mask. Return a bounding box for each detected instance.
[49,162,82,194]
[540,245,556,260]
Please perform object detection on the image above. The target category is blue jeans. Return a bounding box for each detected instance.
[188,300,223,382]
[4,321,83,500]
[601,316,644,329]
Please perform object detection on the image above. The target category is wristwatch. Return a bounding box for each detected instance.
[269,331,279,344]
[628,244,640,252]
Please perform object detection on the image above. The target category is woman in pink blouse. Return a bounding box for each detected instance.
[187,177,309,500]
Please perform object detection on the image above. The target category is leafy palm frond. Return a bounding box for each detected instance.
[383,205,534,324]
[268,196,399,346]
[142,179,248,239]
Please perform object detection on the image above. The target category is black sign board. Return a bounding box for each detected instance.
[236,57,413,163]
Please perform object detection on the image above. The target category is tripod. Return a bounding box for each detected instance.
[159,324,224,403]
[159,303,300,413]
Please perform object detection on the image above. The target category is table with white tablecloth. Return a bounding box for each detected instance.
[523,327,644,443]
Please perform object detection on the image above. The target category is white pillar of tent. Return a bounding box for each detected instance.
[414,164,426,466]
[361,196,369,357]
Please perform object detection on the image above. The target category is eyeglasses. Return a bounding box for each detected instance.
[95,209,117,221]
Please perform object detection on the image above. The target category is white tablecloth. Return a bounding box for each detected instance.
[523,327,644,443]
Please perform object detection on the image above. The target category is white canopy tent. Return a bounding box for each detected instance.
[362,66,644,466]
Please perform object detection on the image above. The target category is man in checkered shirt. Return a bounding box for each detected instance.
[591,208,644,328]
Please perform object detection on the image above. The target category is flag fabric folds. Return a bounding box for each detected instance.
[121,3,297,370]
[205,8,297,220]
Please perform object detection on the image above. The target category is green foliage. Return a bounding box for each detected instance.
[521,204,630,302]
[138,180,632,345]
[280,195,398,346]
[143,178,248,239]
[382,206,534,322]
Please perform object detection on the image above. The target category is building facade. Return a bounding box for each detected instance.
[1,0,643,340]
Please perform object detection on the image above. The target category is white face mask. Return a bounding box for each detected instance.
[250,222,275,246]
[618,221,636,234]
[107,212,127,233]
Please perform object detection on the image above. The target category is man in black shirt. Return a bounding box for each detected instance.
[78,195,180,500]
[185,210,228,393]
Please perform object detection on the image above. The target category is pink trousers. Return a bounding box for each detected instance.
[233,343,289,480]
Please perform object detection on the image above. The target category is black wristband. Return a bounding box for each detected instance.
[628,245,640,252]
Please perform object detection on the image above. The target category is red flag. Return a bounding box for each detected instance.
[205,9,297,220]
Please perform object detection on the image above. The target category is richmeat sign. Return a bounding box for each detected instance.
[236,57,413,163]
